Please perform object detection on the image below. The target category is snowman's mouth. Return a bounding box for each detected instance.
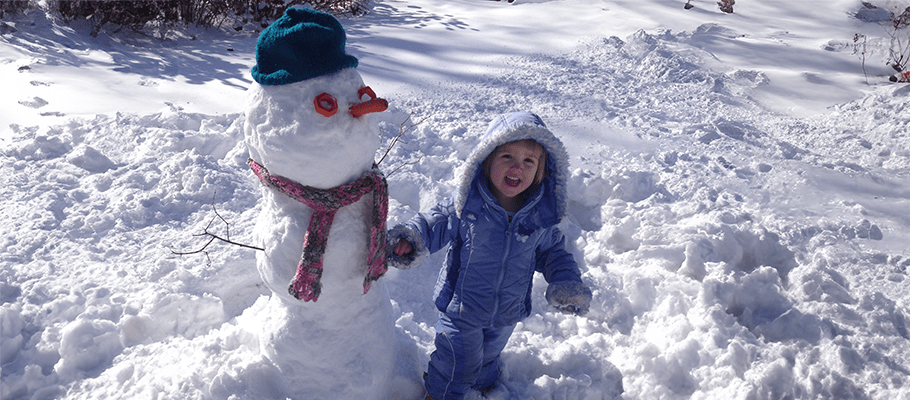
[505,176,521,187]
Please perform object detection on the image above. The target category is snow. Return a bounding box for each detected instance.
[2,0,910,399]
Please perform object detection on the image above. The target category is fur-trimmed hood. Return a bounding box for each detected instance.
[453,112,570,223]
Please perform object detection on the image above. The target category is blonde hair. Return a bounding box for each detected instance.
[482,139,547,186]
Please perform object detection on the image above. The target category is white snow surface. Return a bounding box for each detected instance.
[2,0,910,399]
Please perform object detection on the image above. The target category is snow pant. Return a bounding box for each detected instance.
[424,313,516,400]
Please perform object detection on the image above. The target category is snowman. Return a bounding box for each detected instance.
[243,8,422,399]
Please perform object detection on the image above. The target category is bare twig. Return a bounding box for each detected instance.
[170,192,264,256]
[894,6,910,30]
[376,107,431,178]
[386,156,425,177]
[853,33,869,84]
[887,28,910,73]
[872,5,910,74]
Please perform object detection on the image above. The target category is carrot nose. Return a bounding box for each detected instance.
[350,98,388,117]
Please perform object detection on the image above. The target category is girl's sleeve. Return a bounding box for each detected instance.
[535,227,583,283]
[386,199,458,270]
[536,227,593,316]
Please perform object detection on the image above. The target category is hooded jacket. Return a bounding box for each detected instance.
[389,112,583,327]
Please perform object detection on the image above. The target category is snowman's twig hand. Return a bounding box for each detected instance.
[170,192,264,256]
[377,108,430,169]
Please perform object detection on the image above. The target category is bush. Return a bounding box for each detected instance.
[46,0,370,36]
[886,6,910,72]
[50,0,168,35]
[854,2,910,79]
[246,0,370,23]
[0,0,33,18]
[311,0,370,16]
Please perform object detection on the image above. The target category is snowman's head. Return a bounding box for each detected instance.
[245,68,385,189]
[244,8,387,189]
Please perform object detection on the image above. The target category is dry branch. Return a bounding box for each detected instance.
[377,108,430,177]
[170,192,263,257]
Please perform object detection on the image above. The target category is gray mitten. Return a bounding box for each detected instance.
[545,281,592,316]
[385,224,428,270]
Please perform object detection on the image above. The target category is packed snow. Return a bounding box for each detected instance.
[2,0,910,399]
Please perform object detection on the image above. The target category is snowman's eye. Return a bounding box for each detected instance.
[314,93,338,117]
[358,86,377,102]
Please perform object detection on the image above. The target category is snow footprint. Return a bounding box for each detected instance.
[18,96,48,108]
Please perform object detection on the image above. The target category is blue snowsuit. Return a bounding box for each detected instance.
[388,112,591,400]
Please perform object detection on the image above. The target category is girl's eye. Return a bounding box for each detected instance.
[358,86,377,102]
[314,93,338,117]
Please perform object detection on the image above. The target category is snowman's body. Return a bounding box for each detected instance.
[245,67,422,399]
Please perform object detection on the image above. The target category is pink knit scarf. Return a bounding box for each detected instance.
[248,158,388,302]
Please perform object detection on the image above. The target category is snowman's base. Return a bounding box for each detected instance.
[257,291,424,400]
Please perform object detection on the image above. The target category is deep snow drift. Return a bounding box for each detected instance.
[2,1,910,399]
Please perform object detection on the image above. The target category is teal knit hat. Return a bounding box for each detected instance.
[251,8,359,86]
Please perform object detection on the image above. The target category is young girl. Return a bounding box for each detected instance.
[387,112,592,400]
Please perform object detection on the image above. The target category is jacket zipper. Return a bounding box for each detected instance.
[489,212,513,326]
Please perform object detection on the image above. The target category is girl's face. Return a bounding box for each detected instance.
[484,140,545,212]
